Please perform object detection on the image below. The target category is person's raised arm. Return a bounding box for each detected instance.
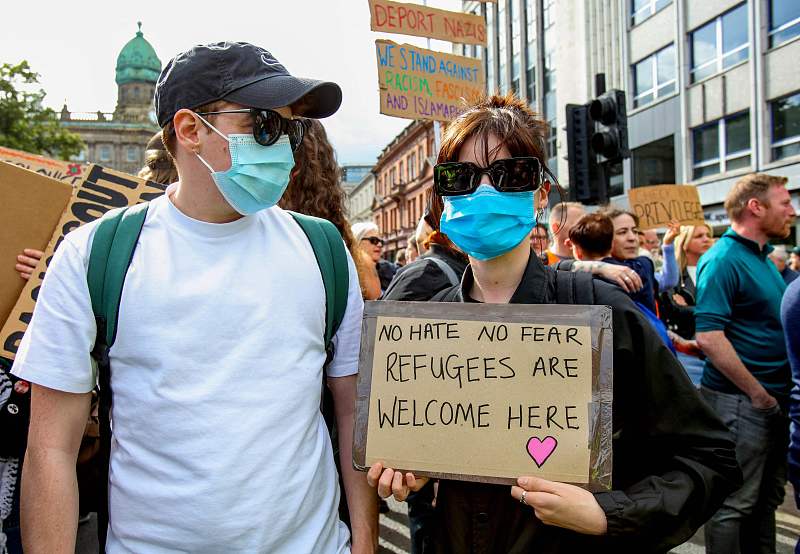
[655,220,680,290]
[22,384,91,554]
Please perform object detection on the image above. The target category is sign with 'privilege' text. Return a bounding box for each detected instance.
[353,302,613,490]
[628,184,705,230]
[375,39,485,122]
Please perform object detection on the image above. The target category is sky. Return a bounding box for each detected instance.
[0,0,463,165]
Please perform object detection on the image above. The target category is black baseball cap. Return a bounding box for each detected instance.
[154,42,342,128]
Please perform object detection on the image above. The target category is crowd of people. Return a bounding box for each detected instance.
[0,40,798,554]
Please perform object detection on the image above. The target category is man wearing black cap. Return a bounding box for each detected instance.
[14,42,377,553]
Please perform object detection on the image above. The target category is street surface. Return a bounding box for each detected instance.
[76,485,800,553]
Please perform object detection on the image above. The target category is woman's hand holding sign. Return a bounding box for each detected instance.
[367,462,429,501]
[511,476,607,535]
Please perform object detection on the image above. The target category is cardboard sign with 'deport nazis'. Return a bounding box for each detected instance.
[353,301,613,490]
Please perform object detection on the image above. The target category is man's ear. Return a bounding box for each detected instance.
[746,197,764,218]
[173,109,204,154]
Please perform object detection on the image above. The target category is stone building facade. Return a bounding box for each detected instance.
[60,23,161,175]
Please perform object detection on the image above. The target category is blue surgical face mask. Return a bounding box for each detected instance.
[440,184,536,261]
[195,114,295,215]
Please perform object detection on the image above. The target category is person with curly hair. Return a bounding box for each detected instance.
[279,119,381,300]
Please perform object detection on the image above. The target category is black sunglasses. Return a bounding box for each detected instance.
[195,108,308,151]
[433,157,544,196]
[362,237,384,246]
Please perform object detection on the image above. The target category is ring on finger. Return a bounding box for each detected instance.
[520,490,527,505]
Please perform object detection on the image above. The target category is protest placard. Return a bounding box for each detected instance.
[628,184,705,230]
[1,164,167,359]
[354,301,613,490]
[0,163,73,328]
[0,145,85,186]
[369,0,486,46]
[376,39,485,122]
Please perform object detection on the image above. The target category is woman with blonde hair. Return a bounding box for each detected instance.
[368,93,739,552]
[661,223,714,385]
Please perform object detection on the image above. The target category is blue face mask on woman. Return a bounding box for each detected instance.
[440,184,536,261]
[195,114,296,215]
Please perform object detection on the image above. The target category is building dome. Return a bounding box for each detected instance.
[115,22,162,86]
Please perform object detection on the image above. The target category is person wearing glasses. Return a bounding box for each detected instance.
[367,94,740,552]
[352,223,397,294]
[13,42,377,553]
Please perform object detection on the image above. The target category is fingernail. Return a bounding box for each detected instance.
[518,477,529,487]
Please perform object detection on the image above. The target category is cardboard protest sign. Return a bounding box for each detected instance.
[629,184,705,230]
[376,40,485,122]
[354,301,613,490]
[0,145,85,186]
[369,0,486,46]
[0,163,74,329]
[1,164,167,359]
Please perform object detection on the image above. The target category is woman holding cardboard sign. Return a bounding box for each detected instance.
[367,94,741,552]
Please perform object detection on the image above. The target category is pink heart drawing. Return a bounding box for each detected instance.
[526,436,558,468]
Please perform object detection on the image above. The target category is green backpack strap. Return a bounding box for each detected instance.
[288,212,350,351]
[87,202,150,351]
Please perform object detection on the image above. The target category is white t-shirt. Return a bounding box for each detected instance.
[687,265,697,286]
[13,192,363,553]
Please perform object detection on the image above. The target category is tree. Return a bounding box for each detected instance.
[0,61,83,159]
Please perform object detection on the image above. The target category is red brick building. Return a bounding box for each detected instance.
[373,120,437,259]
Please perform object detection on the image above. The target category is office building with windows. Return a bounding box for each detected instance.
[464,0,800,236]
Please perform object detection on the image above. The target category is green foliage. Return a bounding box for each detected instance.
[0,61,83,159]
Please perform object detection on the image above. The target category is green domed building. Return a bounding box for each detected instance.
[60,23,161,175]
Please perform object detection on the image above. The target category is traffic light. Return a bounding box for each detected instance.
[588,89,630,164]
[566,104,603,204]
[565,88,630,205]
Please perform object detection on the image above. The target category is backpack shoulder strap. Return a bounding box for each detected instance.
[554,269,596,305]
[425,256,460,286]
[87,202,149,353]
[288,212,349,349]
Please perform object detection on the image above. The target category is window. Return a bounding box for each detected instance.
[487,3,496,90]
[771,91,800,160]
[390,167,397,188]
[632,136,675,187]
[498,0,508,93]
[408,153,417,180]
[769,0,800,47]
[525,0,536,104]
[692,111,751,179]
[99,145,112,162]
[633,45,676,107]
[631,0,671,25]
[690,4,748,83]
[510,0,520,94]
[126,146,138,162]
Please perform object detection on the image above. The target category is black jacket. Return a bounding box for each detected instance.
[382,244,468,301]
[429,253,741,553]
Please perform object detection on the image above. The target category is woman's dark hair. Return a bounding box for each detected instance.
[601,207,640,228]
[278,119,356,252]
[568,213,614,258]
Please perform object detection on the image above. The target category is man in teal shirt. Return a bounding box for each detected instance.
[696,173,796,554]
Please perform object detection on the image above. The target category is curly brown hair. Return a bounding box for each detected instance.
[278,119,357,252]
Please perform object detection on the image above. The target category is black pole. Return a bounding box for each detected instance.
[595,73,606,97]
